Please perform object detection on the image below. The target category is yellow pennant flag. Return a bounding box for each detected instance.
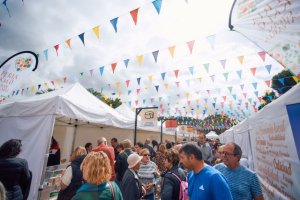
[66,39,71,49]
[118,92,121,97]
[116,82,120,89]
[92,26,100,39]
[137,55,143,65]
[44,83,48,88]
[293,76,299,83]
[144,86,148,90]
[164,83,169,90]
[238,55,244,64]
[31,86,35,92]
[168,46,176,58]
[148,75,152,83]
[56,79,61,85]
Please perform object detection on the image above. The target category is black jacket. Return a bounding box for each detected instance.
[57,155,86,200]
[0,157,31,200]
[161,165,186,200]
[121,169,143,200]
[115,148,133,181]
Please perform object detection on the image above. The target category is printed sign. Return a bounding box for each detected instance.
[0,51,38,102]
[139,108,158,127]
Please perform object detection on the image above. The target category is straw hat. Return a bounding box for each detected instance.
[127,153,143,168]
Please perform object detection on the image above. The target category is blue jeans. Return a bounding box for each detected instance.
[144,192,155,200]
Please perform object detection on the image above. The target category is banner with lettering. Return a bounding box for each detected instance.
[139,108,158,127]
[249,98,300,199]
[231,0,300,76]
[0,51,38,102]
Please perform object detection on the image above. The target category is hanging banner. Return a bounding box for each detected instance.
[231,0,300,76]
[0,51,38,102]
[250,114,300,199]
[139,108,158,127]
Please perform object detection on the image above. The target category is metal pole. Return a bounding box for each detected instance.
[134,108,139,145]
[160,120,163,143]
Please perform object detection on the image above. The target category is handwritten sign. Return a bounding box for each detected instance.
[251,116,300,199]
[0,51,38,103]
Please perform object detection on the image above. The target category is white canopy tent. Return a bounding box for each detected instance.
[206,131,219,140]
[0,83,134,200]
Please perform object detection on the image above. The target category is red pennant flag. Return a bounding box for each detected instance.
[258,97,262,102]
[136,88,141,94]
[54,44,59,56]
[111,63,117,73]
[264,80,271,87]
[51,80,55,86]
[250,67,256,76]
[174,69,179,78]
[125,80,130,88]
[63,77,67,83]
[243,93,247,98]
[135,100,139,105]
[130,8,139,25]
[222,96,226,102]
[258,51,266,62]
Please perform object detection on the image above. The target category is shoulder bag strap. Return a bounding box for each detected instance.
[171,172,182,182]
[108,181,115,200]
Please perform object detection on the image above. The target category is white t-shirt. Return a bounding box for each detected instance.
[61,166,72,186]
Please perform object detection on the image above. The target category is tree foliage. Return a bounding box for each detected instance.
[258,90,278,110]
[87,88,122,108]
[271,69,297,95]
[36,88,55,95]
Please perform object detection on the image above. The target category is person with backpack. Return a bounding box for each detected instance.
[161,149,187,200]
[179,143,233,200]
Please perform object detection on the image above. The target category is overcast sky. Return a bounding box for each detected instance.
[0,0,285,120]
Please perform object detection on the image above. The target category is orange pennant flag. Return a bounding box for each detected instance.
[130,8,139,25]
[92,26,100,39]
[250,67,256,76]
[111,63,117,73]
[137,55,143,65]
[116,82,120,89]
[164,83,169,90]
[238,56,244,64]
[168,46,176,58]
[174,69,179,78]
[66,39,72,49]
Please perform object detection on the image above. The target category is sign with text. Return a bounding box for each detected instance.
[139,108,158,127]
[0,51,38,102]
[250,115,300,200]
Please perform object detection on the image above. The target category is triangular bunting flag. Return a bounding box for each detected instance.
[223,72,229,81]
[111,63,117,73]
[116,82,120,89]
[137,55,143,65]
[54,44,59,56]
[110,17,119,33]
[136,89,141,94]
[254,91,259,97]
[66,39,72,49]
[164,83,168,90]
[161,72,166,81]
[176,82,180,87]
[292,76,299,83]
[186,40,195,54]
[232,94,236,100]
[237,56,244,64]
[63,77,67,83]
[43,49,48,61]
[78,33,85,46]
[152,0,162,14]
[220,59,226,69]
[207,35,216,50]
[252,82,257,89]
[227,86,232,93]
[124,59,129,68]
[210,75,215,82]
[130,8,139,25]
[89,69,94,77]
[152,50,159,62]
[240,84,244,90]
[99,66,104,76]
[125,80,130,88]
[174,70,179,78]
[135,100,139,105]
[188,66,194,75]
[92,26,100,39]
[203,63,209,73]
[278,78,285,85]
[148,75,153,82]
[128,90,131,95]
[168,46,176,58]
[250,67,256,76]
[137,77,141,85]
[236,70,242,79]
[265,64,272,74]
[264,80,270,87]
[258,51,266,62]
[143,99,146,105]
[155,85,159,92]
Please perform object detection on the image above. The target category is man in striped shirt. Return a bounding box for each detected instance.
[214,143,264,200]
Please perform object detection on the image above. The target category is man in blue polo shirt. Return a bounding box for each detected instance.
[214,143,264,200]
[179,143,232,200]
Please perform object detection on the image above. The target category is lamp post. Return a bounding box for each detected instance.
[134,106,158,145]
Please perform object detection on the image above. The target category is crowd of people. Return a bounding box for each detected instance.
[0,133,264,200]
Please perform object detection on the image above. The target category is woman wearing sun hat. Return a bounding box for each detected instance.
[121,153,146,200]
